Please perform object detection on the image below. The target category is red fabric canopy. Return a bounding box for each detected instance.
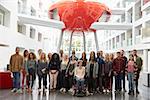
[49,0,111,31]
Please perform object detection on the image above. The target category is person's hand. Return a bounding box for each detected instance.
[114,71,117,76]
[125,72,128,76]
[26,73,29,76]
[65,74,68,77]
[121,70,124,73]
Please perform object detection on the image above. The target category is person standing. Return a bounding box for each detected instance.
[49,53,61,91]
[120,50,128,92]
[21,50,29,90]
[65,51,78,92]
[25,52,37,93]
[125,54,137,95]
[96,51,105,93]
[113,52,125,93]
[132,49,143,94]
[37,53,48,91]
[103,54,113,93]
[9,47,23,93]
[86,51,98,94]
[48,53,52,90]
[58,50,64,89]
[109,53,114,92]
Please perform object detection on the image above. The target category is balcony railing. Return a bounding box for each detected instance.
[18,6,49,19]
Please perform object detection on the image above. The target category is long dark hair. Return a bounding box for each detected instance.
[23,50,28,57]
[89,51,96,62]
[81,52,87,60]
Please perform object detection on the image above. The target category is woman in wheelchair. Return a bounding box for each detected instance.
[74,60,87,96]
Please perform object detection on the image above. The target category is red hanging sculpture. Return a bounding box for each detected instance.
[49,0,111,32]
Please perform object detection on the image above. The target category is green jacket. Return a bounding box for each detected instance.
[135,56,143,71]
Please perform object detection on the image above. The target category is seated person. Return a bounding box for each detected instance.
[74,60,85,91]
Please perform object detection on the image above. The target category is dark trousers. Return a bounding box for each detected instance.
[88,77,96,93]
[121,73,126,90]
[97,76,103,92]
[68,75,73,89]
[115,73,122,91]
[103,74,110,89]
[57,71,62,89]
[110,73,113,91]
[61,70,66,88]
[135,70,140,91]
[27,68,36,89]
[38,74,47,89]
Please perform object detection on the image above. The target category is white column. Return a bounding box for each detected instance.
[57,30,64,52]
[69,31,74,56]
[143,49,148,72]
[83,31,86,52]
[94,31,99,52]
[132,5,136,46]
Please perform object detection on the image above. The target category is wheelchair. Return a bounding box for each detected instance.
[72,76,89,97]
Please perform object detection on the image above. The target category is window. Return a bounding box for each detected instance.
[116,36,119,42]
[38,33,42,42]
[17,23,26,35]
[31,7,36,16]
[30,27,35,39]
[0,9,4,25]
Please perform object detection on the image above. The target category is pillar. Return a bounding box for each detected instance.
[94,31,99,52]
[143,49,148,72]
[82,31,86,52]
[57,30,64,52]
[69,31,74,56]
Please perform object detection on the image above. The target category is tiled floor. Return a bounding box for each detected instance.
[0,74,150,100]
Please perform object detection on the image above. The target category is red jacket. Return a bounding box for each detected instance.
[113,57,125,73]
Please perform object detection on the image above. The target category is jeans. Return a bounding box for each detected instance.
[38,74,47,89]
[27,68,36,89]
[13,72,20,89]
[127,72,135,91]
[121,72,126,90]
[76,77,84,90]
[115,73,122,91]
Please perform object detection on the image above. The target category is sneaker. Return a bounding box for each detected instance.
[38,88,42,92]
[128,90,131,95]
[63,88,66,93]
[123,89,127,92]
[11,88,17,93]
[16,89,23,94]
[60,88,64,92]
[68,89,72,92]
[106,89,110,93]
[103,89,106,93]
[136,90,140,94]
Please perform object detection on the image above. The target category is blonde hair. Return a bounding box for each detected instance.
[105,53,110,62]
[39,52,47,62]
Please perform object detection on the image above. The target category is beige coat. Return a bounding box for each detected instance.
[9,54,23,72]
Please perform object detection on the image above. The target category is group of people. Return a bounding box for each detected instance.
[9,47,143,96]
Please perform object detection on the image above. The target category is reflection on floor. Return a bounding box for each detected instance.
[0,74,150,100]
